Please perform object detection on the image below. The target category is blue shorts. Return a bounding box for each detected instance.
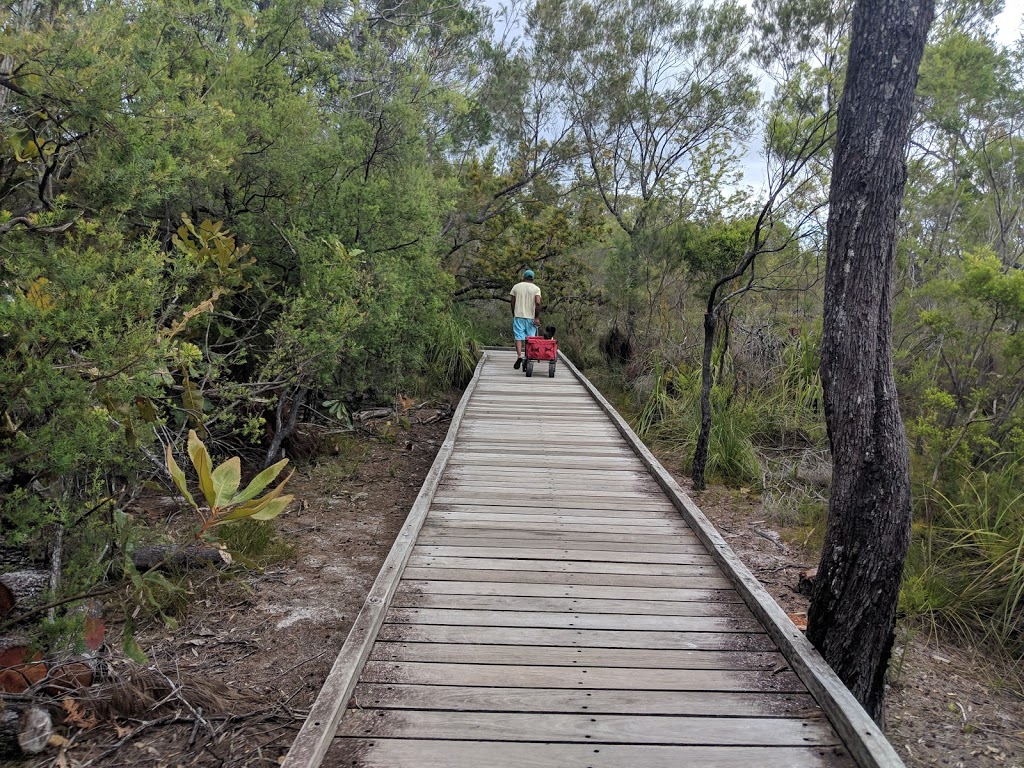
[513,317,538,341]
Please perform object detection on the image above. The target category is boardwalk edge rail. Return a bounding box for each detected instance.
[281,354,488,768]
[558,350,905,768]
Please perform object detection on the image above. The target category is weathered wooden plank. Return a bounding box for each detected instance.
[428,518,684,536]
[349,683,819,717]
[406,555,720,577]
[463,419,612,427]
[444,465,650,478]
[454,434,626,444]
[437,482,663,494]
[326,740,851,768]
[415,536,705,552]
[423,522,684,538]
[415,528,696,544]
[389,593,751,618]
[412,545,714,565]
[400,567,733,589]
[454,434,622,444]
[433,504,679,519]
[375,623,776,651]
[385,608,759,633]
[434,502,679,516]
[432,507,679,520]
[463,413,611,423]
[397,580,741,603]
[459,434,616,441]
[358,661,805,692]
[435,487,667,501]
[439,475,661,489]
[441,472,651,484]
[339,709,839,746]
[461,422,618,430]
[446,455,645,471]
[369,642,784,670]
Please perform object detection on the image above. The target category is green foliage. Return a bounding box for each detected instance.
[216,520,296,568]
[110,508,189,634]
[903,458,1024,654]
[166,430,295,537]
[2,0,1021,677]
[635,366,761,487]
[1,0,492,650]
[427,309,483,389]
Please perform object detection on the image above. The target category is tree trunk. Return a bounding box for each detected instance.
[264,385,309,468]
[807,0,934,723]
[131,544,231,572]
[0,705,53,757]
[692,310,717,491]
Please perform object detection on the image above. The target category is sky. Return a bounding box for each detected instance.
[995,0,1024,47]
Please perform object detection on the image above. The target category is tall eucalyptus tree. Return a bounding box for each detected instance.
[531,0,759,345]
[807,0,935,721]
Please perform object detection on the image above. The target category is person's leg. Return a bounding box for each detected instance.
[513,318,527,368]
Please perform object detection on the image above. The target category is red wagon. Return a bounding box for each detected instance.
[524,337,558,378]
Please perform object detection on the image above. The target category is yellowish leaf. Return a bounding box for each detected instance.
[187,430,216,508]
[165,444,197,511]
[26,277,54,311]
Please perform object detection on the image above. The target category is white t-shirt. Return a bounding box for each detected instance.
[510,281,541,318]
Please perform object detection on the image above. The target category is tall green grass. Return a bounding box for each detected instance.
[902,456,1024,654]
[635,366,762,488]
[754,328,826,447]
[427,310,481,389]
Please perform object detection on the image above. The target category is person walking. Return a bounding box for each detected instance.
[510,269,541,369]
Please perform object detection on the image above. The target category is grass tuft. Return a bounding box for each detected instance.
[902,456,1024,656]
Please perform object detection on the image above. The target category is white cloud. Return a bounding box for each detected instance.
[995,0,1023,46]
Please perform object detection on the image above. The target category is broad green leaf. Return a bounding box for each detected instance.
[229,458,288,506]
[249,495,293,521]
[187,430,216,507]
[211,457,241,507]
[165,444,197,511]
[214,495,293,524]
[220,472,293,521]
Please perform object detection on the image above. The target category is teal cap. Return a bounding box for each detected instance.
[524,269,535,279]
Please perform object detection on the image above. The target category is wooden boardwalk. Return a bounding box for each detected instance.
[284,349,903,768]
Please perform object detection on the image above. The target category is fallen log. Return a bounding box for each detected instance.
[0,571,48,618]
[131,544,232,573]
[0,704,53,757]
[354,407,393,422]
